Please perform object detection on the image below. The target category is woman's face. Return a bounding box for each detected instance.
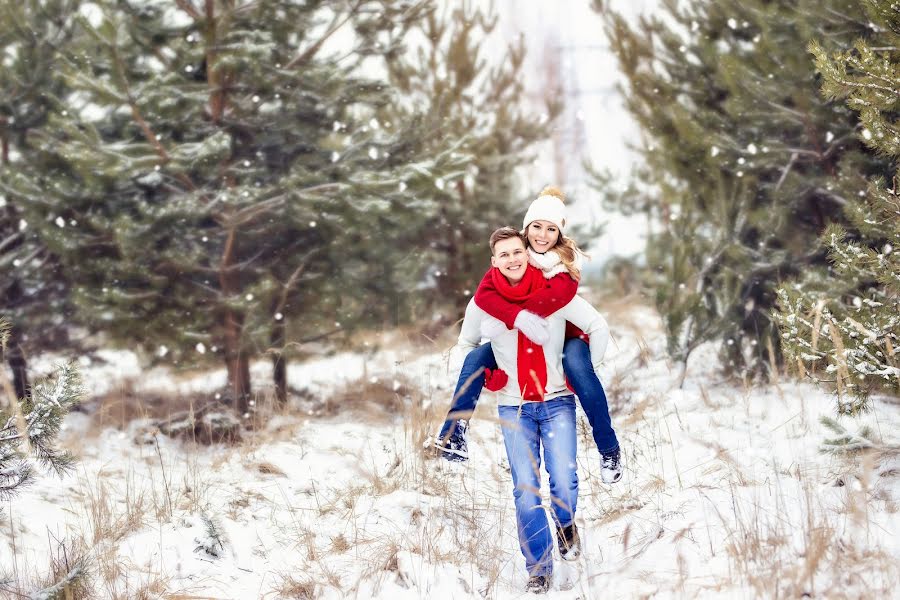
[526,220,560,253]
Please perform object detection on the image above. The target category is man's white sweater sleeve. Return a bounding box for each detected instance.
[559,296,610,369]
[449,299,484,376]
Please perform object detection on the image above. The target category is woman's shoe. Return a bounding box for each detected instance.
[600,446,622,483]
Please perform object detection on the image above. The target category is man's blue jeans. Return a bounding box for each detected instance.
[438,339,618,453]
[499,396,578,578]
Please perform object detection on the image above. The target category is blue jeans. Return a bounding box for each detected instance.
[437,343,497,444]
[438,339,618,453]
[562,338,618,453]
[499,396,578,578]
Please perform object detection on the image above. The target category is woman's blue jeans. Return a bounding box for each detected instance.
[438,339,618,453]
[437,342,497,445]
[499,396,578,577]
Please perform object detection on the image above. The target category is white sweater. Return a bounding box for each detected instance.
[452,295,609,406]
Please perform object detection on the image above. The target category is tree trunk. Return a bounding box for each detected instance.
[224,339,251,411]
[271,314,286,403]
[1,116,9,165]
[219,228,251,411]
[6,336,29,400]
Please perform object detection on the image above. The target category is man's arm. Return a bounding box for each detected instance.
[474,269,578,328]
[558,296,610,368]
[449,299,485,375]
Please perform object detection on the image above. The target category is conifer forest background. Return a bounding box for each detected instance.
[3,0,896,413]
[1,0,899,598]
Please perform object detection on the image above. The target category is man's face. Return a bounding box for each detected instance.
[491,236,527,283]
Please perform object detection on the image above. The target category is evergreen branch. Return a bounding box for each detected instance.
[0,231,23,255]
[174,0,201,21]
[819,415,877,454]
[27,559,87,600]
[774,152,798,193]
[273,250,319,316]
[285,1,363,69]
[104,32,198,194]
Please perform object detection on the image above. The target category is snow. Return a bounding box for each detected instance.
[5,303,899,598]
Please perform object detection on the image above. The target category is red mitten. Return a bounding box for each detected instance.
[484,368,509,392]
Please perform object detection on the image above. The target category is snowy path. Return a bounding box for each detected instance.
[3,303,898,598]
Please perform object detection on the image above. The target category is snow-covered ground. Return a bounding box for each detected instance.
[4,300,899,598]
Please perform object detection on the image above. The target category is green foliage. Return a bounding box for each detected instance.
[381,5,560,315]
[776,0,900,411]
[194,512,228,558]
[0,0,82,358]
[1,339,81,525]
[0,1,552,404]
[598,0,893,380]
[819,415,877,453]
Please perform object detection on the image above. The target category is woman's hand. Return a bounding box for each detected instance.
[514,310,550,345]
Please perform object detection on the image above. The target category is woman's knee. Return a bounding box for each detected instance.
[463,343,497,372]
[562,339,590,376]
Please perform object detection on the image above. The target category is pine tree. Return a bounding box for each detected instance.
[597,0,892,383]
[0,317,80,516]
[0,0,82,399]
[0,0,491,409]
[382,5,561,315]
[777,0,900,412]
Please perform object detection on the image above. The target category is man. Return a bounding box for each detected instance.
[448,227,610,593]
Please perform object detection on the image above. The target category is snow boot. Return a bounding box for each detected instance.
[525,574,551,594]
[557,522,581,561]
[600,446,622,484]
[434,420,468,462]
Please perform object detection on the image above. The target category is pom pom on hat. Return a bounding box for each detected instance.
[523,185,567,232]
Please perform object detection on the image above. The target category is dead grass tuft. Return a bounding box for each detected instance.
[255,461,286,476]
[28,535,92,600]
[321,375,417,423]
[274,574,318,599]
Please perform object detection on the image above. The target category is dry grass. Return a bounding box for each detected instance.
[319,376,417,423]
[713,463,900,599]
[10,306,899,600]
[274,574,318,599]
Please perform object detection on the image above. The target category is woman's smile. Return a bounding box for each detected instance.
[527,220,560,253]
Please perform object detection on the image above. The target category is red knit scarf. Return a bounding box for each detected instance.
[490,265,548,401]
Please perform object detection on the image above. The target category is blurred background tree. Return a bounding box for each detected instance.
[0,0,82,399]
[777,0,900,412]
[595,0,893,385]
[0,0,555,407]
[382,4,562,322]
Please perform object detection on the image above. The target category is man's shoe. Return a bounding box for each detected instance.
[600,446,622,484]
[525,574,551,594]
[557,522,581,561]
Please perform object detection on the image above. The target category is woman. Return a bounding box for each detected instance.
[435,186,622,484]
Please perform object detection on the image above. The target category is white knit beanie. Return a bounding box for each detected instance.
[522,193,566,232]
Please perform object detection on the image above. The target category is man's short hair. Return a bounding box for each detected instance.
[489,226,526,255]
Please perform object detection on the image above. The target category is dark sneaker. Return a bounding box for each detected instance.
[600,446,622,484]
[557,522,581,561]
[434,420,468,462]
[525,574,551,594]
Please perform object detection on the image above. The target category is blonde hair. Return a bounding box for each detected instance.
[528,185,587,280]
[552,236,587,281]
